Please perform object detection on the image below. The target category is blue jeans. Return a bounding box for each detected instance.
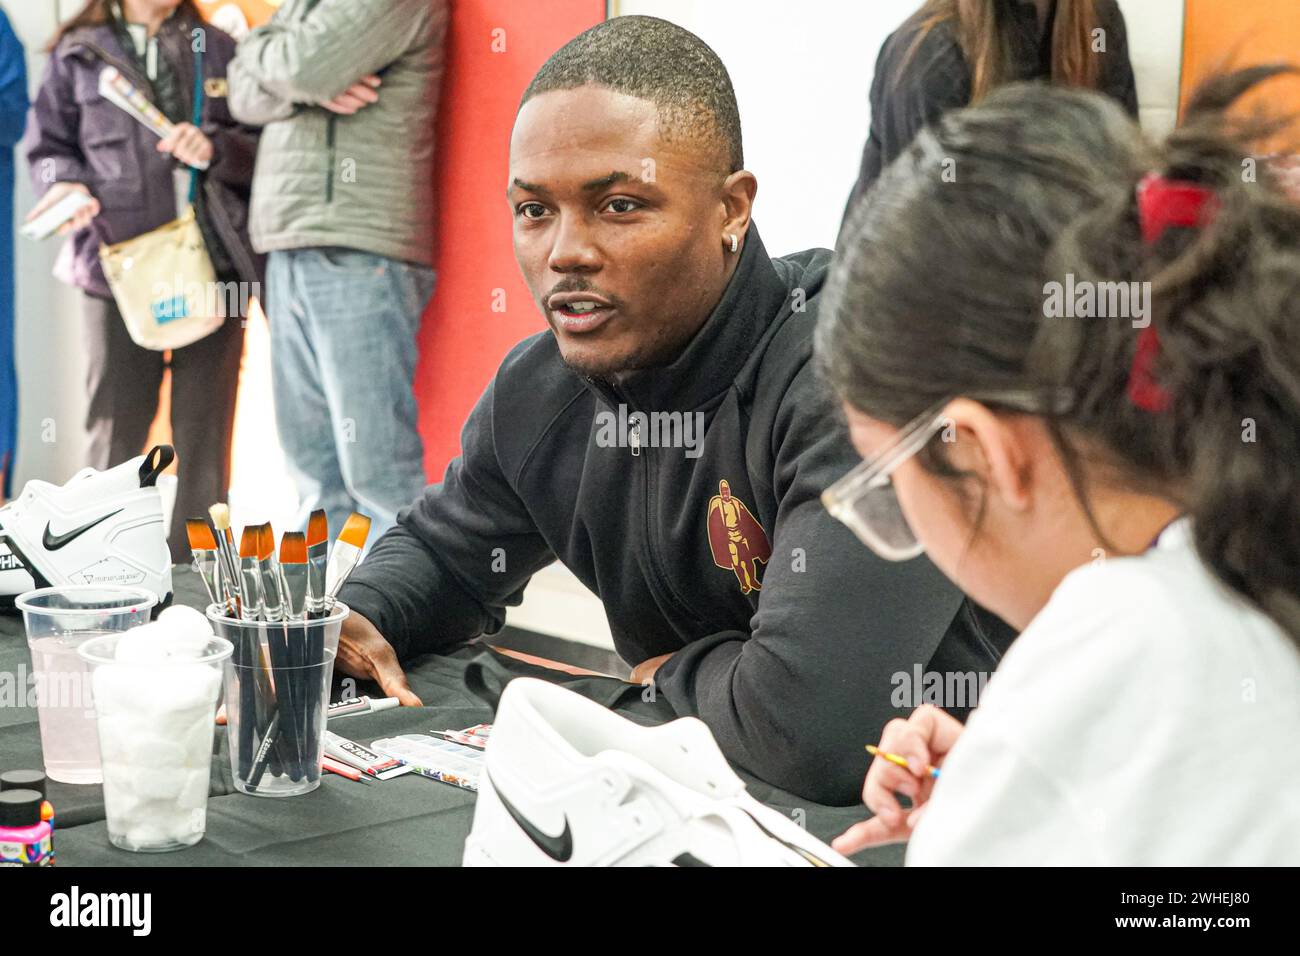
[267,248,435,543]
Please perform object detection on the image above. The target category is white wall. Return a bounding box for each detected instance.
[612,0,1185,256]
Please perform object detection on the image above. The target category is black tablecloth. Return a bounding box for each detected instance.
[0,568,898,866]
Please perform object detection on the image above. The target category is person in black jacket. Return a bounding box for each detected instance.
[844,0,1139,218]
[336,15,1015,806]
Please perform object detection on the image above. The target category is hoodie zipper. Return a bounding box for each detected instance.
[613,386,703,631]
[325,114,336,203]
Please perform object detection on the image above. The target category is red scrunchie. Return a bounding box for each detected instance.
[1126,174,1220,413]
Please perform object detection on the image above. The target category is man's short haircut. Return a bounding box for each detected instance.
[520,15,744,174]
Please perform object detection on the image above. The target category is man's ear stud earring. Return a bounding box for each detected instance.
[727,233,738,253]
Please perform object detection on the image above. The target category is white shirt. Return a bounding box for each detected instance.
[907,519,1300,865]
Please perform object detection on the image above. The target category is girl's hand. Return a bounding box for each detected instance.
[157,122,213,168]
[25,181,100,236]
[832,704,965,855]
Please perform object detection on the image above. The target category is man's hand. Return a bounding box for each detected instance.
[26,181,100,236]
[157,122,214,168]
[337,610,423,706]
[629,652,674,686]
[318,74,381,115]
[831,704,964,855]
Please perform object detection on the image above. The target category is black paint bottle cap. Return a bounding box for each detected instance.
[0,770,47,798]
[0,789,42,828]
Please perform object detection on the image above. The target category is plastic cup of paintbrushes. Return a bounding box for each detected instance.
[208,603,349,797]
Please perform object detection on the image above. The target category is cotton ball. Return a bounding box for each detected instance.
[151,668,222,726]
[132,766,189,802]
[101,762,148,818]
[178,712,216,760]
[114,622,174,663]
[157,605,214,641]
[152,804,196,836]
[119,732,186,771]
[94,713,137,763]
[124,821,176,848]
[92,666,144,716]
[179,768,209,808]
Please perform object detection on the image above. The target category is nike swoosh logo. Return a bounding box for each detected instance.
[42,509,123,551]
[487,770,574,862]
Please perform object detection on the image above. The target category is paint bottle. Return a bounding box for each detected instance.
[0,769,55,825]
[0,790,54,867]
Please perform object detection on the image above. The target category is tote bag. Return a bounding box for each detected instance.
[97,46,221,351]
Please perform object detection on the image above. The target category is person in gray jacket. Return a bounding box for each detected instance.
[228,0,447,539]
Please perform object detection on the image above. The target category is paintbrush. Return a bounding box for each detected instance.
[238,526,265,622]
[303,514,329,782]
[256,523,284,622]
[208,504,242,617]
[279,531,309,622]
[325,513,371,604]
[229,525,266,778]
[306,510,328,619]
[279,531,310,781]
[254,523,289,780]
[185,517,223,612]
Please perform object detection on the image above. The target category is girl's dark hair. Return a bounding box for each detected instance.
[902,0,1100,102]
[817,66,1300,644]
[47,0,203,52]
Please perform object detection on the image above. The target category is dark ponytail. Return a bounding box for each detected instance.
[818,67,1300,643]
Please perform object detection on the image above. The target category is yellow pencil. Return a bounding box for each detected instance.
[866,744,941,779]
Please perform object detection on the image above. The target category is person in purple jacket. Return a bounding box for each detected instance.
[21,0,260,561]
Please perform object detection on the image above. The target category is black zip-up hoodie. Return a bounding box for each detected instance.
[340,225,1014,805]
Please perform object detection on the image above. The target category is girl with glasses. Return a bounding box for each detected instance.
[818,67,1300,864]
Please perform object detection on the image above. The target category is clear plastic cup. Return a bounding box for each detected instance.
[15,586,158,784]
[208,603,348,797]
[78,632,232,853]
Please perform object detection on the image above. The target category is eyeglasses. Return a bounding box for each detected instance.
[822,390,1072,562]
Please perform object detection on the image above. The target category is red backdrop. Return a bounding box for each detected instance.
[416,0,606,480]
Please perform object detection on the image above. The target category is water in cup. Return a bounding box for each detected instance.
[15,586,157,785]
[28,632,106,784]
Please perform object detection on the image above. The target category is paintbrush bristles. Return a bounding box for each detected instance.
[258,523,274,562]
[209,502,232,532]
[307,510,328,548]
[280,531,307,565]
[186,517,217,551]
[239,525,260,559]
[338,513,371,549]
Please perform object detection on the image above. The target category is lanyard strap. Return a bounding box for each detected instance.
[186,45,204,205]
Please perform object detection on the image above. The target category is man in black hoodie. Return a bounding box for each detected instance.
[336,15,1013,805]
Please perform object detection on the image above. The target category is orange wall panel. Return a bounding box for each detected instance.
[415,0,605,481]
[196,0,281,29]
[1181,0,1300,140]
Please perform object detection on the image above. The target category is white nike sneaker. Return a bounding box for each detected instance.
[0,446,175,608]
[463,677,854,867]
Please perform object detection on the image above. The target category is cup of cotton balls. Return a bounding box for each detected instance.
[77,605,233,853]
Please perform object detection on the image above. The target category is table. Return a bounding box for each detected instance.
[0,568,898,866]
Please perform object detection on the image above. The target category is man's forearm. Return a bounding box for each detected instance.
[337,522,505,661]
[227,56,297,125]
[232,0,432,104]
